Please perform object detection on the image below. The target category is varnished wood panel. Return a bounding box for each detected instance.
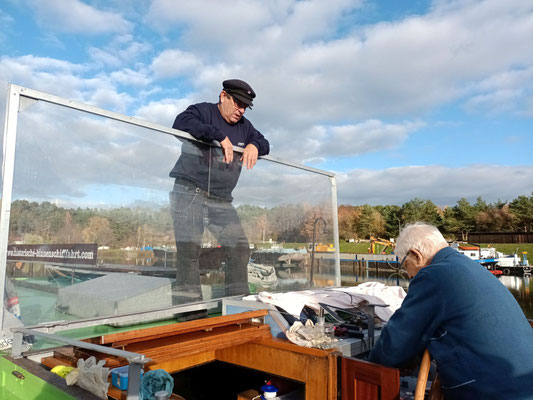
[341,357,399,400]
[148,350,215,373]
[91,309,268,346]
[215,339,338,400]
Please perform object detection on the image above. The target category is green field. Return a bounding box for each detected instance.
[479,243,533,257]
[267,241,533,258]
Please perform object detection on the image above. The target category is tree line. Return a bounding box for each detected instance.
[339,194,533,241]
[7,199,332,247]
[6,193,533,247]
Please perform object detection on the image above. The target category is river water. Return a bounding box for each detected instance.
[339,270,533,319]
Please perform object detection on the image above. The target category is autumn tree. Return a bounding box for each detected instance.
[475,203,515,232]
[375,205,401,238]
[300,204,331,243]
[267,204,306,242]
[237,205,269,243]
[82,216,115,246]
[338,205,361,240]
[57,211,83,244]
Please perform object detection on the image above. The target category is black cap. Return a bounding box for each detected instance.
[223,79,255,107]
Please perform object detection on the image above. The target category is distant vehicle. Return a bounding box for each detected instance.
[369,237,395,254]
[308,243,335,252]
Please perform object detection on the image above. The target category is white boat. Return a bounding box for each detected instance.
[453,243,530,274]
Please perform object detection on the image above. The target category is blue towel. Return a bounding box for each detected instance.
[140,369,174,400]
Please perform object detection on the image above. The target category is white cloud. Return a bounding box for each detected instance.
[135,98,192,126]
[110,69,152,88]
[2,0,532,210]
[27,0,132,35]
[319,120,425,157]
[88,87,134,114]
[336,165,533,206]
[145,0,533,127]
[151,49,203,79]
[264,119,424,162]
[88,35,151,68]
[464,67,533,115]
[10,106,179,203]
[0,54,152,115]
[0,55,87,100]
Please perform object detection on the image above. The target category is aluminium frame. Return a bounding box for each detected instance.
[0,83,341,333]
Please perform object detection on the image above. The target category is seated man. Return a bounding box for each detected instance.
[369,222,533,400]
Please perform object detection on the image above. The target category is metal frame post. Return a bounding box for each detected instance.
[330,176,341,287]
[0,84,21,330]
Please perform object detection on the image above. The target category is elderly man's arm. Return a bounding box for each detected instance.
[369,272,444,367]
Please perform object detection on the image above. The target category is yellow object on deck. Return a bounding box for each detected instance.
[51,365,75,378]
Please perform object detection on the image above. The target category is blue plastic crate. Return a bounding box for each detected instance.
[111,365,144,391]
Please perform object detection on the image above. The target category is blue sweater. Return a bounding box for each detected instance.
[169,102,269,200]
[369,246,533,399]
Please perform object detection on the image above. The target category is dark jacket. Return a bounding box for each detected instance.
[169,102,269,200]
[369,246,533,399]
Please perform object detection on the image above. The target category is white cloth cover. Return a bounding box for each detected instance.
[242,282,406,322]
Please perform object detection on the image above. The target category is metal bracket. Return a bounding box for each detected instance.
[18,96,38,113]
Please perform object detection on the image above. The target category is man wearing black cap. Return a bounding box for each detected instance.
[169,79,269,305]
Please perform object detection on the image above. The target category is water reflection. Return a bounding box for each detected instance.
[341,270,410,291]
[338,265,532,319]
[500,274,533,319]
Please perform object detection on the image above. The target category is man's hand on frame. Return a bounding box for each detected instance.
[241,143,259,169]
[220,137,234,164]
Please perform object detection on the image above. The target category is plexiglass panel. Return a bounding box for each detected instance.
[3,94,337,327]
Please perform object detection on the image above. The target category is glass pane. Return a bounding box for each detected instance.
[4,95,338,327]
[233,161,336,292]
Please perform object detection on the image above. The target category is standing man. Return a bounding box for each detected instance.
[369,222,533,399]
[169,79,269,304]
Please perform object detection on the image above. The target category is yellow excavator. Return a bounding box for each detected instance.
[369,236,395,254]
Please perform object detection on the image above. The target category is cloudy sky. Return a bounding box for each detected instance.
[1,0,532,207]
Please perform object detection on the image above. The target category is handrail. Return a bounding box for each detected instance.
[11,326,150,400]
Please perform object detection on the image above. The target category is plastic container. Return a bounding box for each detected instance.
[261,384,278,399]
[111,365,144,390]
[321,323,335,338]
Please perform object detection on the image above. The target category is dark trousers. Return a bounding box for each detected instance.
[169,182,250,303]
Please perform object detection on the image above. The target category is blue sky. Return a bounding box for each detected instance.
[1,0,532,206]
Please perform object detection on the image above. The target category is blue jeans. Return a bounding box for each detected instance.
[169,182,250,303]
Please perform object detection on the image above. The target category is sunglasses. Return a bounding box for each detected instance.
[225,91,249,110]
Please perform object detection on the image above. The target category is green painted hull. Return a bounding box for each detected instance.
[0,357,74,400]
